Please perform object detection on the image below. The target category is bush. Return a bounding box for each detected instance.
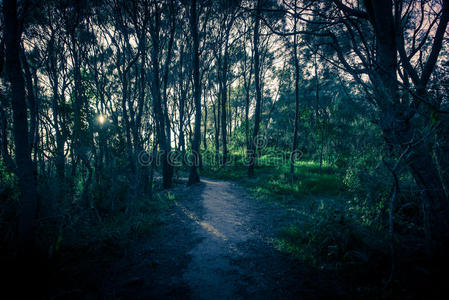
[0,161,19,253]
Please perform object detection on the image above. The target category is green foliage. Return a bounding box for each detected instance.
[202,155,346,203]
[0,161,20,252]
[273,197,388,271]
[202,155,390,277]
[38,186,171,260]
[0,160,19,200]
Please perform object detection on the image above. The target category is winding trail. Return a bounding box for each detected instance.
[102,178,345,299]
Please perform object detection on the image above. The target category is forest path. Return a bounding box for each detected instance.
[101,178,345,299]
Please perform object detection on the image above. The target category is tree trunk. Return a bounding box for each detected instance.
[213,98,220,164]
[162,0,176,182]
[188,0,201,186]
[248,0,262,177]
[134,23,147,194]
[120,67,134,170]
[150,3,172,189]
[290,6,300,175]
[219,15,235,165]
[203,87,208,150]
[48,38,66,194]
[220,75,227,165]
[178,45,187,160]
[4,0,38,251]
[368,0,449,252]
[244,68,251,152]
[70,30,83,158]
[20,49,38,164]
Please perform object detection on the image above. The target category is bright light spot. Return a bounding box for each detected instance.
[97,114,106,125]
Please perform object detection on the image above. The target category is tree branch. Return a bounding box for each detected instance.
[421,0,449,86]
[331,0,369,19]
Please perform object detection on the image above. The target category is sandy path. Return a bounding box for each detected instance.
[101,178,345,299]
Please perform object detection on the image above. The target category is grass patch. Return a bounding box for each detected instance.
[202,155,346,205]
[202,154,388,278]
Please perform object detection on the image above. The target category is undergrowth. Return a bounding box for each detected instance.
[41,190,174,263]
[201,152,391,291]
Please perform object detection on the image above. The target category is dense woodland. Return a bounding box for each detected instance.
[1,0,449,298]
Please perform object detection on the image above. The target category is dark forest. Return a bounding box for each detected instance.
[1,0,449,298]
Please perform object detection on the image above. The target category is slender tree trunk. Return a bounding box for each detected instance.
[248,0,262,177]
[132,21,147,194]
[150,3,171,188]
[47,33,67,194]
[313,52,319,128]
[244,70,251,151]
[178,46,186,159]
[4,0,38,251]
[242,28,252,153]
[120,67,134,169]
[31,69,39,164]
[188,0,201,185]
[162,0,176,181]
[215,70,221,163]
[70,24,94,208]
[213,99,220,164]
[203,87,208,150]
[220,77,227,164]
[50,68,65,193]
[290,7,300,175]
[70,31,82,158]
[20,49,38,164]
[219,16,235,165]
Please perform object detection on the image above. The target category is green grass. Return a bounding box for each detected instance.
[201,156,346,204]
[201,153,388,276]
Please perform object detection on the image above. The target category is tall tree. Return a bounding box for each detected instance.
[292,0,449,252]
[149,0,172,188]
[290,0,300,175]
[3,0,38,251]
[344,0,449,252]
[217,4,237,165]
[188,0,202,185]
[248,0,262,177]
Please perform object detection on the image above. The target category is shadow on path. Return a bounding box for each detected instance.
[101,178,346,299]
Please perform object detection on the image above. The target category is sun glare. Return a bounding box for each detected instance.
[97,114,106,125]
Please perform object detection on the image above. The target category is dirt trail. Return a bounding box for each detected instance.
[101,178,345,299]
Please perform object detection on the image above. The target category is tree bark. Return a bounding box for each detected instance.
[243,54,252,152]
[290,4,300,175]
[188,0,201,186]
[213,97,220,163]
[20,49,38,164]
[4,0,38,251]
[203,86,208,150]
[248,0,262,177]
[47,35,65,193]
[162,0,176,181]
[178,45,187,159]
[366,0,449,252]
[150,2,172,188]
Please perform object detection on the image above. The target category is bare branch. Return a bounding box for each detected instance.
[331,0,369,19]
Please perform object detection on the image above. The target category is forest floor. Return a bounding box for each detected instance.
[95,178,348,299]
